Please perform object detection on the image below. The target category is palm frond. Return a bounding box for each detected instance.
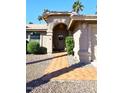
[38,16,42,21]
[72,0,84,13]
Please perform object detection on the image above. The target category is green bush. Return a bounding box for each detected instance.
[65,36,74,55]
[39,46,47,54]
[27,41,40,54]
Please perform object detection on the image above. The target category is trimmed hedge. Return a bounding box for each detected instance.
[65,36,74,55]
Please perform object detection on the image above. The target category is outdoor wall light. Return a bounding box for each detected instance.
[58,35,63,40]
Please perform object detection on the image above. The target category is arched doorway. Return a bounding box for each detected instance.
[53,23,68,52]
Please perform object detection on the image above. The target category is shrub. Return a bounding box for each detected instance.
[27,41,40,54]
[39,46,47,54]
[65,36,74,55]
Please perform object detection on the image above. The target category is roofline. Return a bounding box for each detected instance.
[26,29,47,32]
[26,24,48,31]
[71,15,97,20]
[42,11,72,21]
[26,14,97,31]
[68,15,97,29]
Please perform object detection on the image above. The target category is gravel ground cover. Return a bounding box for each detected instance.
[29,80,96,93]
[26,54,54,82]
[26,53,97,93]
[26,54,54,64]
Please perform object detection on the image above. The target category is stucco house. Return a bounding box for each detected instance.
[26,11,97,64]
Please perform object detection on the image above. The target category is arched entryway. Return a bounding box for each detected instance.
[53,23,68,52]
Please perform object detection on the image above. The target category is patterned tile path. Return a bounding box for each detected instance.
[44,52,97,80]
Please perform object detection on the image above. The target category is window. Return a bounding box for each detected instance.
[30,32,40,39]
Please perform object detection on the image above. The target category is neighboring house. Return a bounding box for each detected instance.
[26,11,97,63]
[26,24,47,46]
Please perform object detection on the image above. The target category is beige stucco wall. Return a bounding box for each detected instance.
[73,24,82,61]
[42,35,52,54]
[47,16,70,25]
[45,15,71,54]
[90,24,97,63]
[73,23,97,63]
[39,32,47,47]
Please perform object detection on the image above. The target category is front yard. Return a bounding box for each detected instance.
[26,53,96,93]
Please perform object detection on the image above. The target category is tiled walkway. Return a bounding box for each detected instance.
[44,52,97,80]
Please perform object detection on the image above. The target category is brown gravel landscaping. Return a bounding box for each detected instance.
[26,53,96,93]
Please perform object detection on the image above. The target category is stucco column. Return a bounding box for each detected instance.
[88,24,92,61]
[73,24,81,61]
[28,33,30,41]
[74,23,90,63]
[46,35,53,54]
[40,33,42,47]
[78,23,90,63]
[46,23,53,54]
[90,24,97,64]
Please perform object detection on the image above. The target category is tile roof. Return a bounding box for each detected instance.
[26,24,48,31]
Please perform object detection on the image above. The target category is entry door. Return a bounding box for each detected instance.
[53,30,68,51]
[57,34,64,50]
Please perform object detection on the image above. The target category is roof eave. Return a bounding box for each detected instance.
[43,12,72,21]
[26,29,47,32]
[68,15,97,30]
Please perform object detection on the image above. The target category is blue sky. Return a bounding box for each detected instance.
[26,0,97,24]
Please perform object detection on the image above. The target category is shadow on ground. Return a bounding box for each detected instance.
[26,60,90,93]
[26,54,67,65]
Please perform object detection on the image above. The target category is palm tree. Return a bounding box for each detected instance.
[43,9,49,14]
[37,9,50,23]
[72,0,84,14]
[38,16,42,23]
[29,22,33,24]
